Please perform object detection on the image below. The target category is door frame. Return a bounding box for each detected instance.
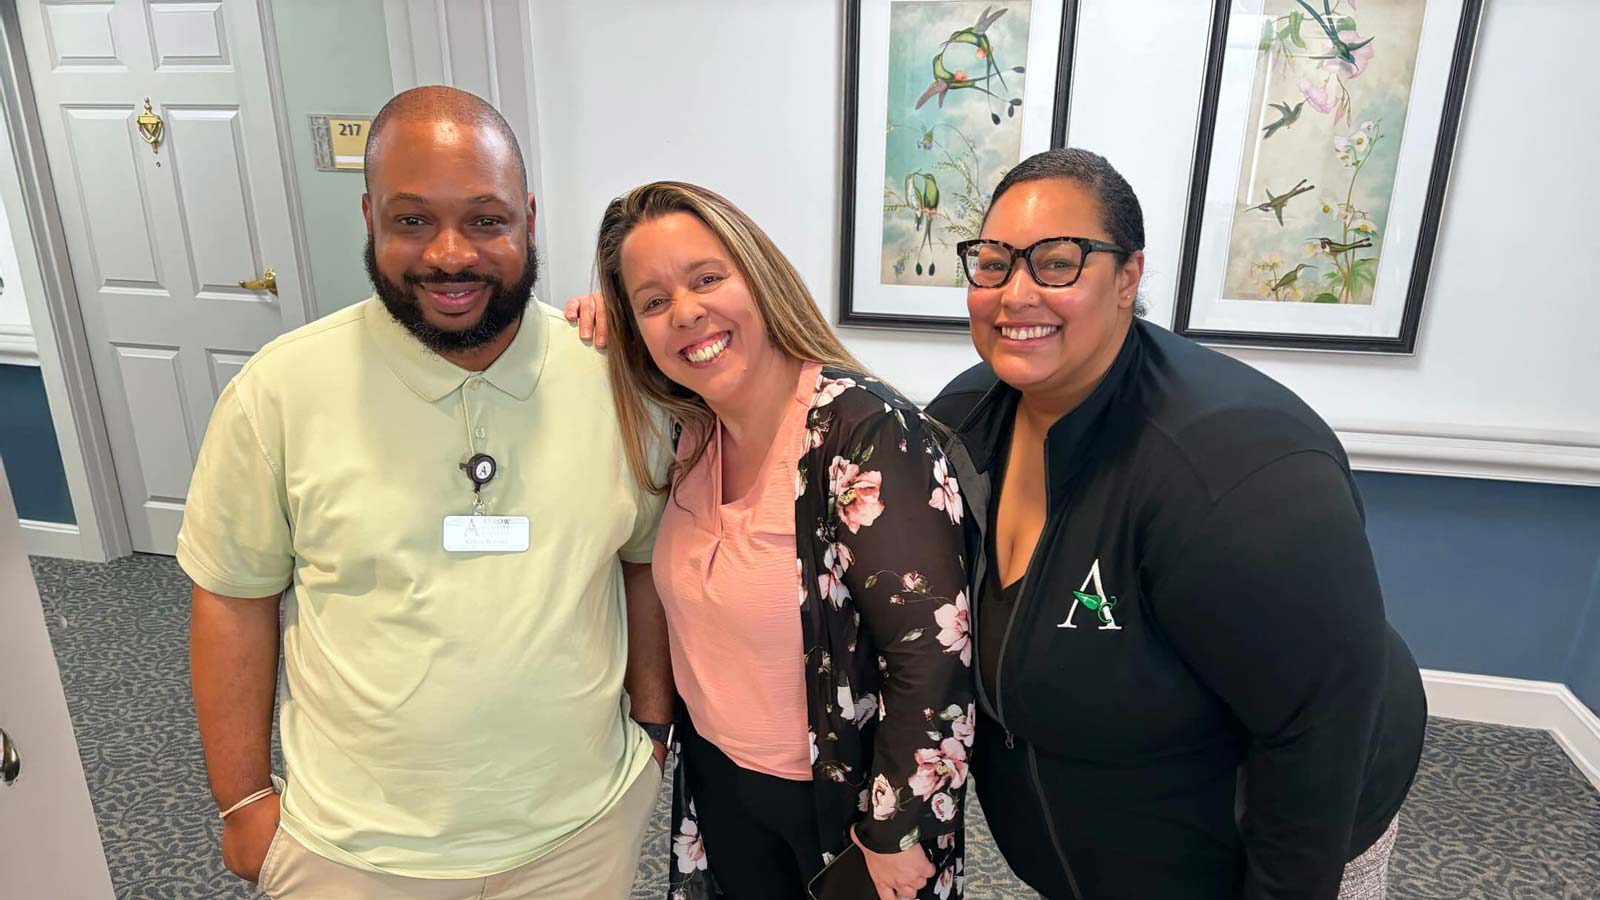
[0,0,317,561]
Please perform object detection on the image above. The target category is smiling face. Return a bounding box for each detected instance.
[362,118,535,353]
[968,178,1143,411]
[618,211,780,410]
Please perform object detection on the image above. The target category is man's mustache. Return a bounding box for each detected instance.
[402,269,503,287]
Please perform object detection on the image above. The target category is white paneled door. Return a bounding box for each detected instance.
[0,459,114,898]
[17,0,308,553]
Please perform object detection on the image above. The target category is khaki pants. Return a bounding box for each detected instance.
[257,762,662,900]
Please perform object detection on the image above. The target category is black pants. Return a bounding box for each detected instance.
[682,728,823,900]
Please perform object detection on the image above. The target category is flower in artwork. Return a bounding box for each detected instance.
[930,791,958,822]
[935,864,956,899]
[1299,77,1334,114]
[1334,132,1365,166]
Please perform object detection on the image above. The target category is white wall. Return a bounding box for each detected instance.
[528,0,1600,481]
[529,0,979,405]
[0,108,33,365]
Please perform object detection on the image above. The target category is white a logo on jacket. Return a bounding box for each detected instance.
[1058,558,1122,631]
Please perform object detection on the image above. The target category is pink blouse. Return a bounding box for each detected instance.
[652,363,820,780]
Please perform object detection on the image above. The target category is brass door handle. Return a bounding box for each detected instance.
[1,727,19,786]
[239,267,277,295]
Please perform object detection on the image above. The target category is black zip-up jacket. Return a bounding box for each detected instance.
[927,319,1427,900]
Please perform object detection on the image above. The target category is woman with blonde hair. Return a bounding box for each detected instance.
[590,182,973,900]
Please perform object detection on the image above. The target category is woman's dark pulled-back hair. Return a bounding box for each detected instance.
[987,148,1148,316]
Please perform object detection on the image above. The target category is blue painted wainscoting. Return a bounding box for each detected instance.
[0,363,74,524]
[1358,472,1600,716]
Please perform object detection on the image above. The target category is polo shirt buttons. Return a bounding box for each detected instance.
[469,380,481,391]
[474,427,486,439]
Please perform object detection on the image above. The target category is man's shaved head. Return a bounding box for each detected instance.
[364,85,526,192]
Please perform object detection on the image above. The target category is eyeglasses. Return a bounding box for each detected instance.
[954,236,1127,289]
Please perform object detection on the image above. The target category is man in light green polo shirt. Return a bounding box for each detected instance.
[181,87,674,899]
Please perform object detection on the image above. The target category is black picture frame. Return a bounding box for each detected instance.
[1172,0,1485,353]
[837,0,1081,332]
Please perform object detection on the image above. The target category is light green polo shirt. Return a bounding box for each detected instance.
[177,297,666,878]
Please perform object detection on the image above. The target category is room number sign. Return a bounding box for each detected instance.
[309,114,374,172]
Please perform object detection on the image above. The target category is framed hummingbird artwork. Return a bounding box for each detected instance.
[1172,0,1485,353]
[838,0,1079,331]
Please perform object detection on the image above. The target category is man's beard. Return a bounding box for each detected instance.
[365,237,539,353]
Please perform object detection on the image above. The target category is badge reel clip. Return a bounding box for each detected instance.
[461,453,496,516]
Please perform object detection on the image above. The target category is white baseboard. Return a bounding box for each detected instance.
[0,323,39,366]
[19,517,83,559]
[1421,669,1600,792]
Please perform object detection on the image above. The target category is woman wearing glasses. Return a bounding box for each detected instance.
[925,148,1427,900]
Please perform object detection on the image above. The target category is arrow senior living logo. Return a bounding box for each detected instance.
[1058,558,1122,631]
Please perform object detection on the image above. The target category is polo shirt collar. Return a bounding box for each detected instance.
[363,296,549,402]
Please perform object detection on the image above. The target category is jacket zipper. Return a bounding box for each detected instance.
[988,485,1063,749]
[1029,744,1085,900]
[984,446,1084,899]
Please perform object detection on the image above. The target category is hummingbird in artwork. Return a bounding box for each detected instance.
[1248,178,1315,226]
[1269,263,1316,297]
[1298,0,1377,66]
[906,171,941,276]
[915,5,1025,124]
[1317,236,1374,254]
[1261,101,1305,140]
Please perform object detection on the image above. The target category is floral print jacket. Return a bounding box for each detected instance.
[668,368,974,900]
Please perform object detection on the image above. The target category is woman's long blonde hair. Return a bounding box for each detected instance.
[596,181,868,496]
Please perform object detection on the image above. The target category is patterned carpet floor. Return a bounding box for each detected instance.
[29,553,1600,899]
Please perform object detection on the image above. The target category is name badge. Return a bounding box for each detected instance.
[442,515,530,553]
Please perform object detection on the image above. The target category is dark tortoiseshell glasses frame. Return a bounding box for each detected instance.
[954,236,1128,289]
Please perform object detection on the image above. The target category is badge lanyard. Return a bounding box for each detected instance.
[442,384,528,554]
[457,389,496,515]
